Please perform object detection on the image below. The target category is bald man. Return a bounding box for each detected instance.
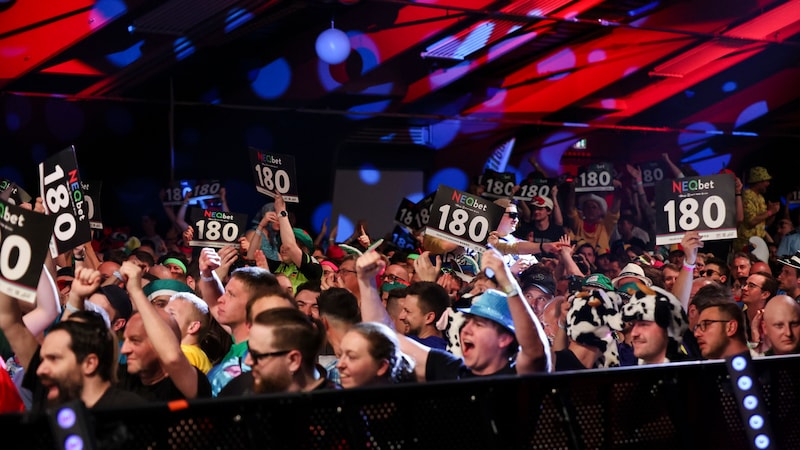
[760,295,800,355]
[750,261,772,276]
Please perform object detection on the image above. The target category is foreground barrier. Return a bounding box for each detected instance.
[4,353,799,449]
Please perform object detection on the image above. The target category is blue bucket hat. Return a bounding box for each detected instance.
[458,289,515,333]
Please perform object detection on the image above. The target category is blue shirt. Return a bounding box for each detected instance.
[207,340,250,397]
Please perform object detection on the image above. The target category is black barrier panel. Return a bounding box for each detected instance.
[2,355,800,449]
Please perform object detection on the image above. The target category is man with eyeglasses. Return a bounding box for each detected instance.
[246,307,340,394]
[381,263,410,290]
[336,254,361,301]
[739,271,778,343]
[692,284,752,359]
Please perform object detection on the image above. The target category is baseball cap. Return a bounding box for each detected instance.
[522,272,556,295]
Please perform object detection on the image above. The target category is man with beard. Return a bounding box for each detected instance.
[245,307,340,393]
[397,281,449,350]
[692,284,751,359]
[36,311,146,409]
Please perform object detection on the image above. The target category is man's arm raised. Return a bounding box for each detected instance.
[120,261,200,399]
[483,248,552,374]
[673,231,703,312]
[356,250,431,382]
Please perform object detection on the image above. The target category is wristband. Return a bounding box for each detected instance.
[65,303,80,313]
[201,275,215,282]
[682,261,696,271]
[501,285,518,296]
[112,270,124,282]
[735,193,742,196]
[73,256,84,261]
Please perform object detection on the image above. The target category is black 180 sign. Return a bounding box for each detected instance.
[654,173,737,245]
[188,207,248,249]
[426,185,504,253]
[163,180,222,206]
[0,199,57,303]
[638,160,668,188]
[413,192,435,232]
[514,177,552,202]
[38,146,92,256]
[480,169,516,199]
[575,162,614,192]
[249,148,299,203]
[394,197,417,231]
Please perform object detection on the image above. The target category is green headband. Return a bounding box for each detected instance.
[162,257,187,274]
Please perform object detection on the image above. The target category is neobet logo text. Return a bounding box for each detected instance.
[672,178,716,193]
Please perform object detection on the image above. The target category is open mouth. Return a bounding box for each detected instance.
[45,383,59,400]
[462,340,475,354]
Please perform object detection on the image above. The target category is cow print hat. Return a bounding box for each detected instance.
[621,285,688,344]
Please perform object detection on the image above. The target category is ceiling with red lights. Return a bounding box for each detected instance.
[2,0,799,183]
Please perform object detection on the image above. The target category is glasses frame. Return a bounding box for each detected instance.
[702,269,720,277]
[744,281,763,290]
[693,319,730,333]
[382,273,406,283]
[247,344,291,364]
[505,212,519,220]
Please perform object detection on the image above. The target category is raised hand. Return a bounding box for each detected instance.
[71,267,102,299]
[198,247,222,274]
[414,251,441,282]
[356,250,385,281]
[273,190,286,214]
[680,230,703,264]
[183,225,194,244]
[253,249,269,269]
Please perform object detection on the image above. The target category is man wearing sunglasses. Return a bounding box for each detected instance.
[700,257,730,285]
[492,198,536,275]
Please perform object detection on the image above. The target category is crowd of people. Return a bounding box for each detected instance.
[1,155,799,420]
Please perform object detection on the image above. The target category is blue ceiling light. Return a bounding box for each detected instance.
[225,7,253,34]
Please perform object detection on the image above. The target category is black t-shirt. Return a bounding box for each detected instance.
[219,365,341,396]
[117,365,212,402]
[217,371,253,397]
[514,221,566,244]
[425,348,515,381]
[554,349,589,372]
[92,386,148,409]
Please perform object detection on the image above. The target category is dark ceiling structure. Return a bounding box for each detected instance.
[2,0,799,182]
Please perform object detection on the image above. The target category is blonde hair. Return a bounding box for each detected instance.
[492,198,514,209]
